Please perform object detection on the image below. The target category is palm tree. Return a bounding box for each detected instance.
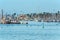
[12,13,16,19]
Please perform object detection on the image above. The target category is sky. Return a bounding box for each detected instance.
[0,0,60,14]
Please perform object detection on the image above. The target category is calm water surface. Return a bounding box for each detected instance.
[0,22,60,40]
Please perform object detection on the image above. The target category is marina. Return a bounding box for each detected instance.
[0,0,60,40]
[0,9,60,40]
[0,9,60,24]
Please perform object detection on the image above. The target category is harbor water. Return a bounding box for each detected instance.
[0,22,60,40]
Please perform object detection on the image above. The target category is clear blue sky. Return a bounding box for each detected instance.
[0,0,60,14]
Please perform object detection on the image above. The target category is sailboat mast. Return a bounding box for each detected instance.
[1,9,3,19]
